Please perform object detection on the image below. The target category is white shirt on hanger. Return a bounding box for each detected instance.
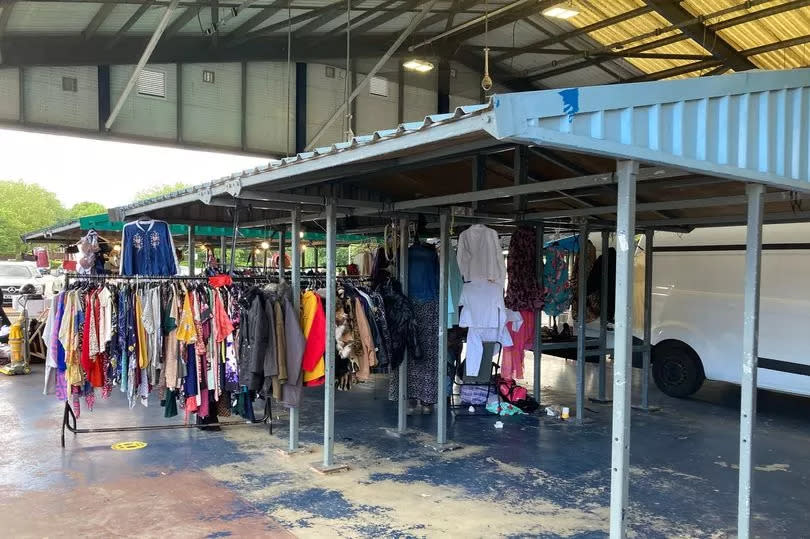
[457,224,506,284]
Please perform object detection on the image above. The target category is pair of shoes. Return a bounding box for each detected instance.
[407,406,420,416]
[421,404,434,415]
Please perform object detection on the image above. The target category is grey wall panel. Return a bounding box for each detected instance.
[306,63,346,147]
[109,63,177,140]
[245,61,295,155]
[0,68,20,121]
[449,95,478,109]
[24,66,97,130]
[355,72,398,136]
[181,62,242,148]
[450,65,483,104]
[402,69,437,123]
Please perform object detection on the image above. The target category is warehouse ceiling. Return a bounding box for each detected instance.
[0,0,809,91]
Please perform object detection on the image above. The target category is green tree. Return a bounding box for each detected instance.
[134,182,191,202]
[0,180,66,257]
[67,201,106,219]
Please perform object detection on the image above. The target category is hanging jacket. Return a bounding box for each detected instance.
[376,277,421,369]
[281,297,306,407]
[301,290,326,386]
[238,287,269,392]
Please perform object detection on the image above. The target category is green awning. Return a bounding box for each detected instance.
[78,214,379,243]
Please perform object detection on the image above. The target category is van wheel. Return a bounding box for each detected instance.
[652,341,705,398]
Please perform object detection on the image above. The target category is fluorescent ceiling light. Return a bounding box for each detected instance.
[403,59,434,73]
[542,5,579,19]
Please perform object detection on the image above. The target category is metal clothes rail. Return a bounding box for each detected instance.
[58,272,276,448]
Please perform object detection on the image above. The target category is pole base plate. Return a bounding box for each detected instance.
[310,462,350,475]
[632,405,662,413]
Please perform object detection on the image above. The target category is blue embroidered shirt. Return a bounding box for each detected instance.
[120,221,178,276]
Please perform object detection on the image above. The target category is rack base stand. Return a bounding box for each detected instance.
[383,427,418,438]
[60,398,273,448]
[426,442,463,453]
[310,462,350,475]
[589,398,612,404]
[277,446,313,457]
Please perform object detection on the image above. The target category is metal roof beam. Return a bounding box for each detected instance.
[637,209,810,230]
[493,5,653,63]
[83,3,116,40]
[235,189,387,208]
[105,0,180,130]
[0,1,16,36]
[523,191,810,220]
[163,5,202,39]
[410,0,563,52]
[222,0,284,42]
[631,34,810,81]
[0,34,440,65]
[476,47,714,61]
[521,0,810,84]
[643,0,755,72]
[107,0,154,49]
[390,167,690,210]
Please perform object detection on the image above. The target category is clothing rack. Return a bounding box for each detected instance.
[58,272,274,448]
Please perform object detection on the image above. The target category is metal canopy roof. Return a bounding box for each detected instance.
[1,1,809,91]
[107,68,810,233]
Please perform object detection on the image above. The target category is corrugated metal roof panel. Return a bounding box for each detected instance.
[111,102,494,215]
[7,1,96,33]
[492,68,810,190]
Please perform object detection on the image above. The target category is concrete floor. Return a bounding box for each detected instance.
[1,356,808,538]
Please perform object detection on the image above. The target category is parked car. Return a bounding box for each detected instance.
[0,261,53,309]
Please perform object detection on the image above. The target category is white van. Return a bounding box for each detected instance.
[644,223,810,398]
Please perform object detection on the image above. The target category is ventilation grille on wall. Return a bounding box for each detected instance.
[62,77,77,92]
[369,76,388,97]
[137,69,166,98]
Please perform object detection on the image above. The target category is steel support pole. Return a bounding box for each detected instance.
[609,159,638,539]
[278,225,286,279]
[597,230,610,402]
[738,183,764,539]
[229,208,239,273]
[322,199,337,468]
[576,222,588,421]
[397,217,409,433]
[436,211,449,446]
[641,230,654,409]
[187,227,195,277]
[220,235,226,269]
[289,209,301,452]
[105,0,179,130]
[533,222,544,401]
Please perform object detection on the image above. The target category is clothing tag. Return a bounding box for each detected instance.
[617,234,629,252]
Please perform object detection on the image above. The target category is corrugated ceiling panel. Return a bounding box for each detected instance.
[252,9,313,32]
[464,19,547,48]
[7,1,96,33]
[176,8,212,35]
[128,5,189,34]
[562,0,709,77]
[97,4,141,33]
[683,0,810,70]
[540,63,618,88]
